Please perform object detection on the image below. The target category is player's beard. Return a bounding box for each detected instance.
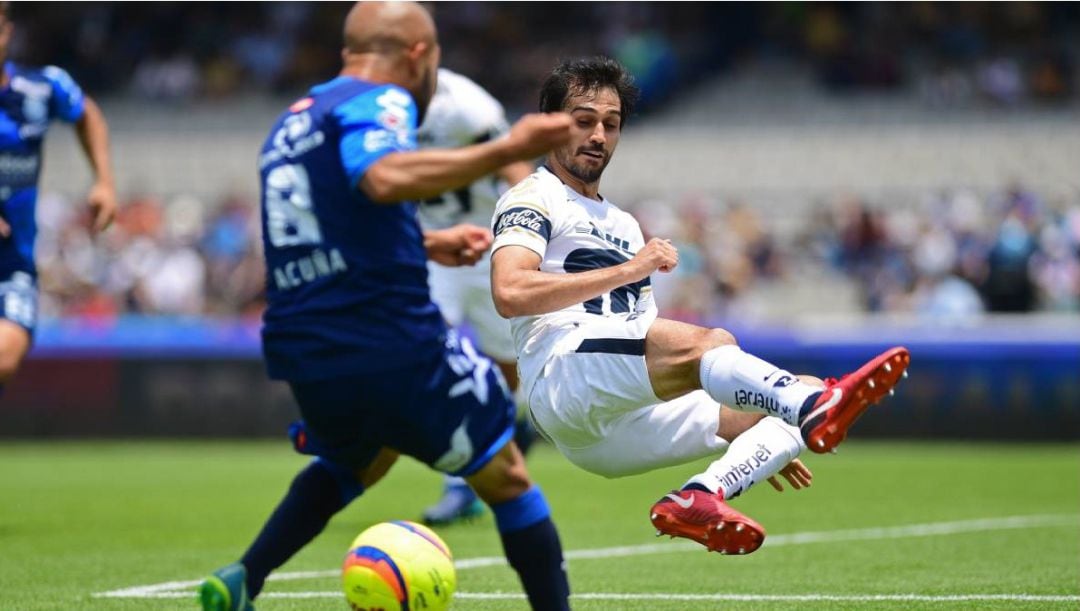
[555,145,610,184]
[415,65,437,124]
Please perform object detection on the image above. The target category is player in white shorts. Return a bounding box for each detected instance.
[490,57,910,554]
[416,68,538,525]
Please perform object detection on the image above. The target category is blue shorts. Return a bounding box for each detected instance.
[0,270,37,334]
[288,331,516,477]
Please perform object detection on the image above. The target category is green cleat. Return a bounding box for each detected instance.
[198,562,254,611]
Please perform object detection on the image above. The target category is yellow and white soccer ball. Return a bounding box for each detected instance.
[342,520,456,611]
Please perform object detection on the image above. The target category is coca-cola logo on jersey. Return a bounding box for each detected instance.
[495,207,549,237]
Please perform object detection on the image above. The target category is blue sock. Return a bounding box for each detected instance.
[240,458,362,597]
[491,487,570,610]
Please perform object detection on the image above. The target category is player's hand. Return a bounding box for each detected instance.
[86,180,117,233]
[425,224,494,267]
[504,113,572,161]
[0,214,9,239]
[628,237,678,279]
[767,458,813,492]
[454,224,494,265]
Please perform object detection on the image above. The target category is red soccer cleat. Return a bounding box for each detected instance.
[800,346,911,454]
[649,489,766,555]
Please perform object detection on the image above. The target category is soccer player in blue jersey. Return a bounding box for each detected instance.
[0,2,116,391]
[199,3,573,610]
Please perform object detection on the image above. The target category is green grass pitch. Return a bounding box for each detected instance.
[1,440,1077,610]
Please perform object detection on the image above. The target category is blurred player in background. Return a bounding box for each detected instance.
[199,3,573,610]
[490,56,910,555]
[416,66,538,526]
[0,1,116,394]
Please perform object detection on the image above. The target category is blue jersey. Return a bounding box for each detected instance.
[0,62,85,276]
[259,76,446,382]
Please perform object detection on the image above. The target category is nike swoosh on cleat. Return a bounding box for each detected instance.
[802,388,843,425]
[665,493,694,509]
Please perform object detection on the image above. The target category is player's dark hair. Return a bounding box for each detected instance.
[539,56,639,125]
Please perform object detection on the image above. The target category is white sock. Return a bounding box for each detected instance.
[700,344,820,426]
[684,417,805,499]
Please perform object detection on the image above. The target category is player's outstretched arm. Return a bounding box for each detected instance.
[490,238,678,318]
[360,113,571,204]
[74,96,117,233]
[497,159,536,187]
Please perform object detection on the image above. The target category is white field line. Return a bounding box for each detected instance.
[91,592,1080,602]
[94,513,1079,600]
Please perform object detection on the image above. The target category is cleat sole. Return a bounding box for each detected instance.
[805,347,910,453]
[651,508,765,555]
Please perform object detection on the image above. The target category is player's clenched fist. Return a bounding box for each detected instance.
[425,224,494,267]
[629,237,678,279]
[505,113,573,160]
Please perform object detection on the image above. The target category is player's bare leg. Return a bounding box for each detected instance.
[646,321,909,554]
[0,319,31,389]
[644,318,909,452]
[466,441,570,610]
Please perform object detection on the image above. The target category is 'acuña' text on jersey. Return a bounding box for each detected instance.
[272,247,348,290]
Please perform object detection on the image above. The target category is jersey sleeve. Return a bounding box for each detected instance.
[43,65,86,123]
[334,84,417,188]
[491,176,553,258]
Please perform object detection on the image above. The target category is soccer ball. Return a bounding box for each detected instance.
[342,520,456,611]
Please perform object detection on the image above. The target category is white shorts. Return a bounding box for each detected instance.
[428,260,516,362]
[527,313,728,478]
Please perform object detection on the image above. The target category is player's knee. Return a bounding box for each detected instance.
[689,327,737,363]
[468,443,531,505]
[705,327,737,350]
[798,374,825,388]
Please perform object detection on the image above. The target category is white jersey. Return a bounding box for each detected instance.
[490,166,657,395]
[416,69,518,362]
[416,68,511,231]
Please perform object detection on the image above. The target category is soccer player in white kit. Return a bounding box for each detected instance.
[490,57,911,555]
[416,68,537,525]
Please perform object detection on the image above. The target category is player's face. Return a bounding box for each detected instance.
[552,86,622,185]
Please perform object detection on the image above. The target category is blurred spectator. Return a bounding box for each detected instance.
[32,182,1079,323]
[5,3,1076,114]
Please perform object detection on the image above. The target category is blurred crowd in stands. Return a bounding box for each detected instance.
[632,186,1080,324]
[14,2,1080,324]
[35,184,1080,324]
[10,2,1078,115]
[35,190,265,321]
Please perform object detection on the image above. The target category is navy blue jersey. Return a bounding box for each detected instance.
[259,76,446,381]
[0,62,85,276]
